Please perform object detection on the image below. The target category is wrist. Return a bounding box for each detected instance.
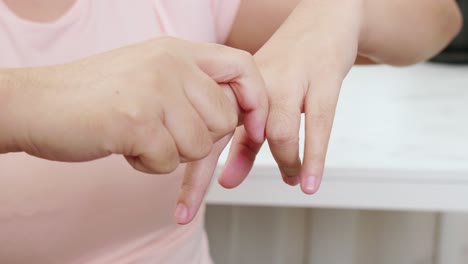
[298,0,371,62]
[0,69,21,153]
[301,0,366,69]
[0,68,49,154]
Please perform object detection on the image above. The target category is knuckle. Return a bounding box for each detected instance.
[158,145,180,173]
[267,126,299,146]
[266,107,300,146]
[156,157,180,174]
[130,153,180,175]
[183,133,213,161]
[214,108,238,136]
[192,141,213,160]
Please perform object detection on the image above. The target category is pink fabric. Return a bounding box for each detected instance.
[0,0,240,263]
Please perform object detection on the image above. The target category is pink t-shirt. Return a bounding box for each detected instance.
[0,0,240,263]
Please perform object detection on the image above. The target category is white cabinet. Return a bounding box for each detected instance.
[205,64,468,264]
[207,63,468,211]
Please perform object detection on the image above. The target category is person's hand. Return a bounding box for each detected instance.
[174,0,462,224]
[219,0,363,194]
[173,0,363,225]
[2,37,268,174]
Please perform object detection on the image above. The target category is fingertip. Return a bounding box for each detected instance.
[219,150,256,188]
[300,175,321,195]
[218,178,236,189]
[289,176,301,186]
[218,165,242,189]
[219,127,262,189]
[174,203,190,225]
[281,172,300,186]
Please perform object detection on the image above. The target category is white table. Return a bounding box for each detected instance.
[206,63,468,212]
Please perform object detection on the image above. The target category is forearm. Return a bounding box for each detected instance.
[358,0,462,65]
[230,0,462,65]
[287,0,462,65]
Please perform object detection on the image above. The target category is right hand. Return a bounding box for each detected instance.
[2,37,268,174]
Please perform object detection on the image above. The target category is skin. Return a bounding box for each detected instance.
[0,37,268,174]
[0,0,462,225]
[224,0,463,188]
[175,0,463,224]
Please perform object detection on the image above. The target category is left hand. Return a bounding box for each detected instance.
[174,0,365,224]
[219,0,364,194]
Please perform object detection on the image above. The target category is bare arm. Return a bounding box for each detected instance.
[359,0,462,64]
[0,39,268,172]
[227,0,462,65]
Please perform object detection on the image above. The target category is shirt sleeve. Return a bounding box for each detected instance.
[211,0,241,44]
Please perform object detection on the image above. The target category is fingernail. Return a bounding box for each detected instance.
[174,203,189,224]
[302,176,317,194]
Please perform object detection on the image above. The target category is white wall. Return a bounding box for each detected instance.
[206,206,467,264]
